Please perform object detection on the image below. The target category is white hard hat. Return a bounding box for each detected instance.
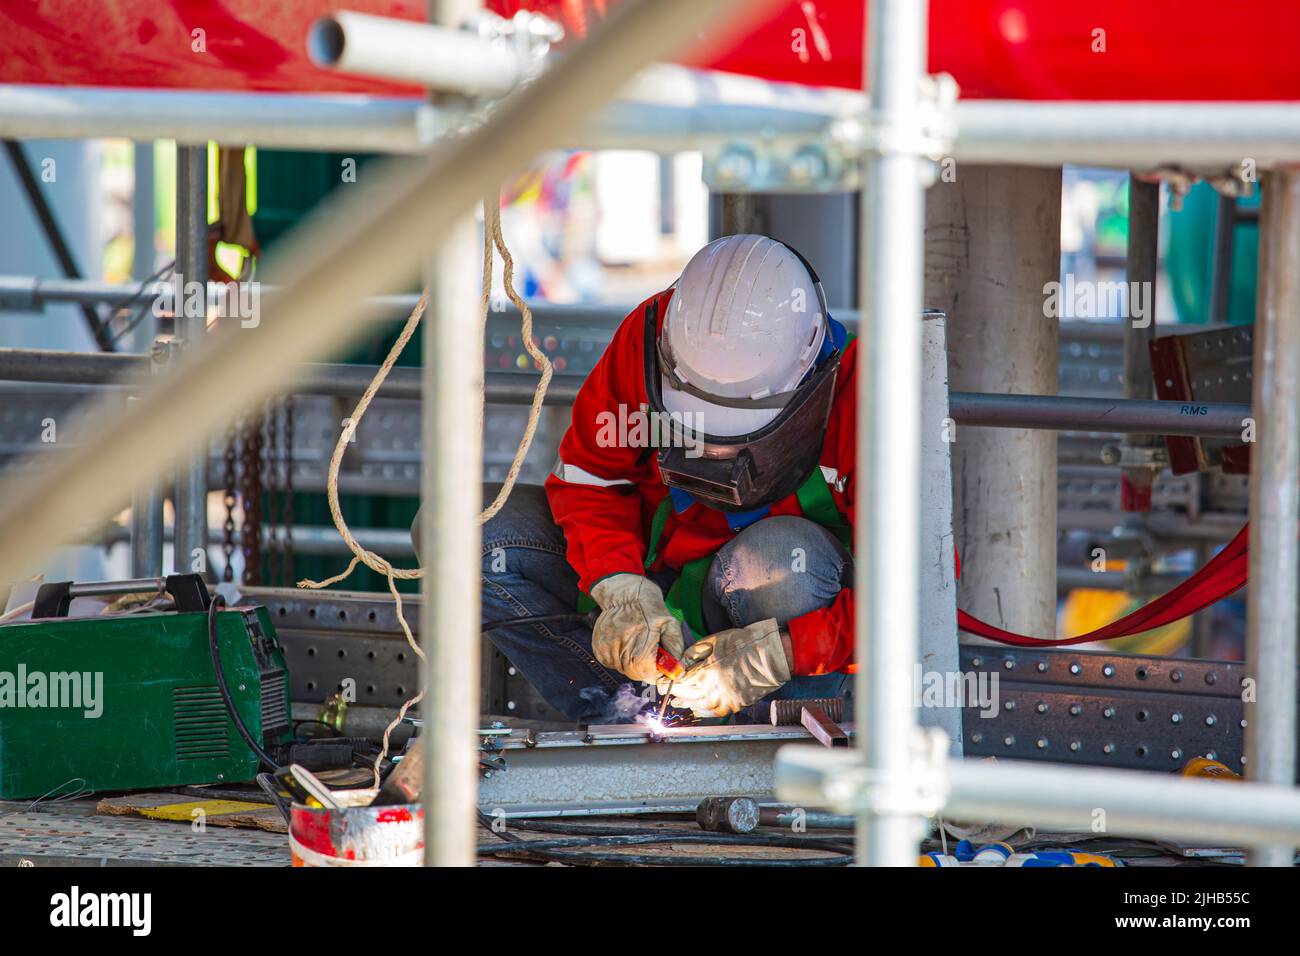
[660,235,827,437]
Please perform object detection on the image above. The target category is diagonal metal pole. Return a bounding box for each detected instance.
[0,0,780,650]
[3,140,115,351]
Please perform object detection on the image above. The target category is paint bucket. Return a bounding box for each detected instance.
[288,788,424,867]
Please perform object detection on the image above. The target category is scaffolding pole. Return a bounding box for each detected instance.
[418,0,483,871]
[172,145,209,576]
[0,347,1259,433]
[1245,170,1300,867]
[777,747,1300,849]
[854,0,928,867]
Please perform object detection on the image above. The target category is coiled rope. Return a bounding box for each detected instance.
[297,191,553,784]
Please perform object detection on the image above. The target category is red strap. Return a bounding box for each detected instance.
[957,525,1250,647]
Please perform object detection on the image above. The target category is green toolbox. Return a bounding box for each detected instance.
[0,575,292,800]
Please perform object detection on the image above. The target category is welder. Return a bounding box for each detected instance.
[418,234,858,722]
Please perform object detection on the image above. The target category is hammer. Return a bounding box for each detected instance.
[696,796,852,834]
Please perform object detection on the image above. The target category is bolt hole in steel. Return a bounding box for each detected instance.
[1135,666,1148,680]
[1136,745,1149,758]
[1137,709,1149,721]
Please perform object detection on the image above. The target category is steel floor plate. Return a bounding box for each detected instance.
[0,798,289,867]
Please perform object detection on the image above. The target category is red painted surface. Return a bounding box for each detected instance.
[3,1,1300,100]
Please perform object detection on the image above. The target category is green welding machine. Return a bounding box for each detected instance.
[0,575,292,800]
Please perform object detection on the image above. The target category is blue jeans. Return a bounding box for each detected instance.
[471,484,853,723]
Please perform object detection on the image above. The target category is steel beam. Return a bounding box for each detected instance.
[478,724,855,817]
[1244,170,1300,866]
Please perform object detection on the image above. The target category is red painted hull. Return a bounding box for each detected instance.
[3,1,1299,101]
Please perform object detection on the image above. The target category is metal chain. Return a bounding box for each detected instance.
[283,394,295,584]
[264,399,280,587]
[239,413,265,585]
[221,425,238,583]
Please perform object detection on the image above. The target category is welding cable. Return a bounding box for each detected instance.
[486,847,851,867]
[474,811,854,865]
[477,835,852,867]
[477,831,853,853]
[207,594,283,773]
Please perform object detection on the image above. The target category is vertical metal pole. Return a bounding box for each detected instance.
[1121,176,1160,512]
[131,142,157,353]
[129,342,166,577]
[129,474,165,576]
[173,144,209,574]
[856,0,928,866]
[1245,170,1300,867]
[422,0,483,867]
[129,144,163,577]
[1209,192,1237,325]
[711,193,765,236]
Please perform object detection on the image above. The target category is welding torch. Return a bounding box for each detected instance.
[654,643,710,721]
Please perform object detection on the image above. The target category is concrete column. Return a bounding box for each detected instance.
[925,165,1061,641]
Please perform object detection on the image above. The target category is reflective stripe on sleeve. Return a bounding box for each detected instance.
[551,459,635,488]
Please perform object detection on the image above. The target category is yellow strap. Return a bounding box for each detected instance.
[137,799,272,821]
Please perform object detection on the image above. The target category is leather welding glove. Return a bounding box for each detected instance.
[663,619,791,717]
[589,573,685,683]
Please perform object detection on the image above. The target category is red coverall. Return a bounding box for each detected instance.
[545,288,859,676]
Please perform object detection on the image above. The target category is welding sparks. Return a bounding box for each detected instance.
[639,714,668,736]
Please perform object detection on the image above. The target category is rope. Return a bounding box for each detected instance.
[297,191,551,785]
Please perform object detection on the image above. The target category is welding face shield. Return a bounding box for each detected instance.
[643,302,841,514]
